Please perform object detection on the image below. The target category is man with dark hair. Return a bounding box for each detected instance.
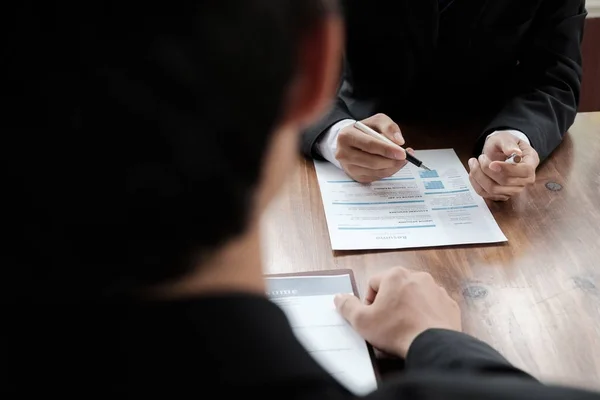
[3,1,599,398]
[302,0,586,202]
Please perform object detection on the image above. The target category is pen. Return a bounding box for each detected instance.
[505,153,522,164]
[353,121,432,171]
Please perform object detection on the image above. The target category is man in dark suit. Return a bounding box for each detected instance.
[303,0,586,201]
[4,1,599,398]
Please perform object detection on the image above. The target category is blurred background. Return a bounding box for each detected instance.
[581,0,600,111]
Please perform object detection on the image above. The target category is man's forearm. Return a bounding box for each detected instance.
[480,0,586,161]
[405,329,533,379]
[315,119,355,168]
[301,97,354,159]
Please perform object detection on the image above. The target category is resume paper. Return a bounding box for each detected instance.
[266,274,378,395]
[314,149,507,250]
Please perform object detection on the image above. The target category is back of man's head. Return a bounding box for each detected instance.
[2,1,335,303]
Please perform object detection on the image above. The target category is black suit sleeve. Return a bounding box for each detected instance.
[300,54,355,159]
[479,0,586,161]
[301,96,354,160]
[301,57,355,160]
[405,329,533,378]
[359,329,600,400]
[364,371,600,400]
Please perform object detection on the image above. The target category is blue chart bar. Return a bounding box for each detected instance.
[424,180,444,190]
[419,170,439,179]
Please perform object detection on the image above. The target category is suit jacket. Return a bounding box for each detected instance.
[302,0,587,161]
[6,293,600,398]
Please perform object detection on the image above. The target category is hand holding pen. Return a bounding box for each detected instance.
[468,130,541,202]
[353,121,431,171]
[333,114,426,183]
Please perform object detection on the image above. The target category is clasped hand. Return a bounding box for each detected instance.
[468,131,540,201]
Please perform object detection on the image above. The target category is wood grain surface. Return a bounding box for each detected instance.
[261,112,600,390]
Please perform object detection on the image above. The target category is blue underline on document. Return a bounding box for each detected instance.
[327,177,415,183]
[431,205,478,210]
[332,200,425,205]
[339,225,436,230]
[381,177,415,181]
[424,189,470,195]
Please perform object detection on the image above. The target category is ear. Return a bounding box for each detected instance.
[282,12,344,127]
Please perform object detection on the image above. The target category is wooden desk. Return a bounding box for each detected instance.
[262,112,600,390]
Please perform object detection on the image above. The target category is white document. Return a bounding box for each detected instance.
[265,274,377,396]
[314,149,507,250]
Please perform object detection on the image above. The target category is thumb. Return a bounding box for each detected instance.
[497,136,522,157]
[334,294,366,327]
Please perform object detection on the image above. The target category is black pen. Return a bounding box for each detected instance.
[353,121,432,171]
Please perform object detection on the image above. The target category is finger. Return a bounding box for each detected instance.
[468,168,487,197]
[478,154,535,187]
[364,288,376,306]
[519,142,540,162]
[514,142,540,173]
[487,161,536,184]
[469,173,509,201]
[337,147,406,170]
[470,158,520,200]
[487,142,539,181]
[334,294,368,328]
[406,147,415,156]
[495,135,523,158]
[346,163,407,182]
[414,271,436,284]
[364,274,384,305]
[470,157,499,194]
[475,157,523,198]
[469,159,504,200]
[338,127,405,160]
[480,154,534,185]
[362,113,404,146]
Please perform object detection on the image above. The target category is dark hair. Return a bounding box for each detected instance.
[3,1,334,301]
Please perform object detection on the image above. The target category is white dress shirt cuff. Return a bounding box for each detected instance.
[487,130,531,146]
[316,119,356,170]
